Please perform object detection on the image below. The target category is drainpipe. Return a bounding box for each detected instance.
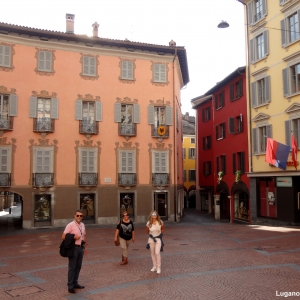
[173,48,177,222]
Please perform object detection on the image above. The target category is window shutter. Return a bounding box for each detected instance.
[263,30,269,57]
[183,148,186,159]
[279,0,285,5]
[223,155,226,174]
[232,153,236,174]
[215,95,218,109]
[153,64,160,82]
[222,91,225,107]
[75,100,83,120]
[223,122,226,138]
[165,106,173,125]
[241,152,245,173]
[9,94,18,117]
[248,1,253,25]
[122,61,128,79]
[281,19,287,47]
[51,98,59,119]
[89,57,96,76]
[298,10,300,40]
[3,46,11,67]
[253,128,258,154]
[266,124,272,138]
[38,51,45,71]
[114,102,121,122]
[282,68,290,98]
[29,97,37,118]
[250,38,255,63]
[81,150,88,172]
[43,150,51,172]
[95,102,102,122]
[188,148,191,159]
[45,51,52,71]
[0,148,9,172]
[89,151,95,172]
[148,105,154,124]
[229,118,235,134]
[251,82,257,107]
[239,78,243,97]
[230,84,234,101]
[216,125,219,140]
[239,115,243,133]
[285,120,291,148]
[133,104,140,123]
[161,152,168,173]
[83,56,89,75]
[264,76,271,103]
[160,64,166,82]
[127,61,133,79]
[262,0,267,17]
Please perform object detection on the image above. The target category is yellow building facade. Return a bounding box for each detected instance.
[239,0,300,225]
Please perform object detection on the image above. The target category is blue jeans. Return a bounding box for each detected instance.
[67,246,84,289]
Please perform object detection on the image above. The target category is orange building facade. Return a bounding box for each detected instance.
[0,16,189,228]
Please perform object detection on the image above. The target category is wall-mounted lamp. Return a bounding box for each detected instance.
[217,21,229,28]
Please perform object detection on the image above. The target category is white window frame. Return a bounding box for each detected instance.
[252,125,272,154]
[33,147,54,173]
[38,51,52,72]
[251,76,270,107]
[283,63,300,98]
[250,30,269,64]
[78,148,97,173]
[281,9,300,47]
[152,150,169,173]
[0,45,11,67]
[119,150,136,173]
[189,148,196,159]
[0,146,11,173]
[153,63,166,83]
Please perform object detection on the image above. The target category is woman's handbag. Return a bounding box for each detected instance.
[115,235,120,246]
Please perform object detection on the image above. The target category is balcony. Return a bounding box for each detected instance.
[32,173,54,187]
[33,117,54,132]
[0,116,13,131]
[79,119,99,135]
[152,173,169,186]
[0,173,11,187]
[118,123,137,136]
[151,125,169,138]
[118,173,136,187]
[78,173,98,186]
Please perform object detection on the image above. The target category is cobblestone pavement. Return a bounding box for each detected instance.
[1,209,300,299]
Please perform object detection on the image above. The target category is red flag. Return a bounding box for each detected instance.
[292,134,298,170]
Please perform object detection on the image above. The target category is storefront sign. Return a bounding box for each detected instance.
[276,177,292,187]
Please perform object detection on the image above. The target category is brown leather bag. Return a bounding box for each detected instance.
[115,235,120,246]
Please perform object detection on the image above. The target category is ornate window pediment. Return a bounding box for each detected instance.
[252,113,270,122]
[285,103,300,113]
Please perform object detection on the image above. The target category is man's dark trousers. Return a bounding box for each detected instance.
[68,246,84,289]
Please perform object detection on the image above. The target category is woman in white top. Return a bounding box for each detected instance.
[146,210,164,274]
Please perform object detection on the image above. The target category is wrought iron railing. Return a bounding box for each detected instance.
[118,173,137,186]
[0,173,11,186]
[0,116,13,131]
[152,173,169,186]
[79,120,99,134]
[33,117,54,132]
[118,123,137,136]
[32,173,54,187]
[78,173,98,186]
[151,125,169,138]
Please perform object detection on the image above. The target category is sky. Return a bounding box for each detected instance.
[1,0,246,117]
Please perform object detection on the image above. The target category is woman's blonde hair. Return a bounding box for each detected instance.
[147,210,162,227]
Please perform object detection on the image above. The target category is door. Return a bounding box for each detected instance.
[154,192,167,219]
[220,192,229,220]
[120,193,134,219]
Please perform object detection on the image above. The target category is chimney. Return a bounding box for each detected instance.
[92,22,99,37]
[169,40,176,47]
[66,13,75,34]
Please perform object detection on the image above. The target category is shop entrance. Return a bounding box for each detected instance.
[154,192,167,219]
[80,194,96,224]
[120,193,134,219]
[220,191,229,220]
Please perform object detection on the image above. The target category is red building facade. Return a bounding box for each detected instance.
[192,67,250,223]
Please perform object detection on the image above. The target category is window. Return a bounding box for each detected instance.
[115,103,140,136]
[215,91,225,110]
[119,150,136,173]
[183,170,186,181]
[152,151,169,173]
[252,125,272,154]
[250,30,269,63]
[191,138,195,144]
[183,148,186,159]
[82,56,96,76]
[202,107,211,122]
[281,10,300,47]
[228,115,243,134]
[230,78,243,101]
[0,147,11,186]
[75,100,102,134]
[251,76,270,106]
[216,122,226,140]
[188,148,195,159]
[233,152,245,174]
[153,63,166,83]
[203,161,211,176]
[0,45,11,67]
[79,148,97,173]
[280,0,291,5]
[285,118,300,148]
[283,63,300,97]
[30,97,58,132]
[148,105,172,138]
[189,170,196,182]
[203,136,211,150]
[248,0,267,25]
[121,60,134,80]
[216,155,226,174]
[0,94,17,130]
[38,51,52,72]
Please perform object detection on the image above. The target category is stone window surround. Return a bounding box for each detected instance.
[118,57,136,84]
[79,53,99,81]
[0,42,15,72]
[34,48,56,76]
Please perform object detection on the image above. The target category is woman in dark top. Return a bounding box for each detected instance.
[114,211,135,265]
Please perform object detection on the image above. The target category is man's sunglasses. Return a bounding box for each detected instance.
[76,215,83,217]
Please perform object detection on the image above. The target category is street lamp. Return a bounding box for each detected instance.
[217,20,229,28]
